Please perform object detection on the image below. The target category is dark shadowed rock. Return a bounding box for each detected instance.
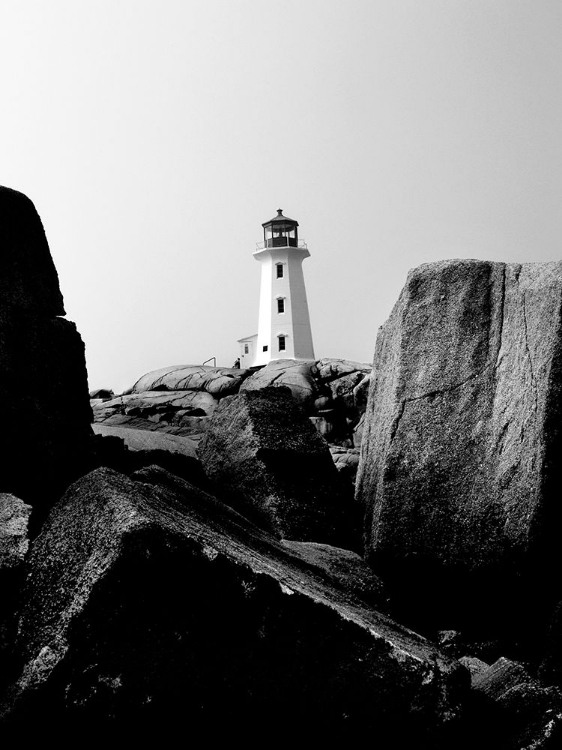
[0,312,93,507]
[473,658,533,701]
[2,467,468,739]
[330,446,361,485]
[458,656,490,681]
[0,187,64,316]
[0,187,93,509]
[0,494,31,689]
[471,658,562,749]
[356,260,562,633]
[539,602,562,687]
[280,539,388,608]
[198,387,359,548]
[0,494,31,569]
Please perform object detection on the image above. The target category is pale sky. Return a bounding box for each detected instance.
[2,1,561,393]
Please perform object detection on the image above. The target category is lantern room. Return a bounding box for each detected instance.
[262,208,299,248]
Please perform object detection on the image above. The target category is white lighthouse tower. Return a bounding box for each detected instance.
[238,209,315,369]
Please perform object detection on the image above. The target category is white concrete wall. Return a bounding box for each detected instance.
[253,244,314,366]
[239,334,258,368]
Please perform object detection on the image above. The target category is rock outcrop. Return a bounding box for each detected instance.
[356,260,562,632]
[0,187,64,315]
[0,186,93,509]
[128,364,252,397]
[92,424,200,459]
[240,358,371,445]
[240,358,319,404]
[0,494,31,570]
[0,494,31,689]
[471,658,562,749]
[2,466,467,739]
[198,387,358,548]
[93,389,217,423]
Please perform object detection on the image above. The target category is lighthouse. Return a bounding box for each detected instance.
[238,209,315,369]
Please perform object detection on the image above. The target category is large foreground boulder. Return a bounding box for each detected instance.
[0,187,93,508]
[356,260,562,631]
[198,387,358,548]
[2,467,468,739]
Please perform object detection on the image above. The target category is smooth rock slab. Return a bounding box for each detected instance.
[92,424,200,459]
[239,359,319,405]
[2,467,467,738]
[129,364,251,397]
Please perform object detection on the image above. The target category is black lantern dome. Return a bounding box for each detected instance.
[262,208,299,248]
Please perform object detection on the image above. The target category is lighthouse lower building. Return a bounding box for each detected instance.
[238,209,315,369]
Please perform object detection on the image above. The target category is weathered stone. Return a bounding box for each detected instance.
[93,390,219,420]
[92,412,209,439]
[0,494,31,570]
[473,658,532,702]
[539,601,562,687]
[356,260,562,627]
[353,412,366,448]
[0,311,93,507]
[92,424,200,459]
[281,540,388,608]
[2,467,468,737]
[0,494,31,691]
[330,447,361,485]
[198,388,359,548]
[309,414,336,441]
[316,358,371,382]
[458,656,490,681]
[240,359,319,406]
[0,187,93,509]
[0,186,64,316]
[328,370,367,412]
[129,364,251,397]
[89,388,114,401]
[353,372,372,411]
[472,658,562,749]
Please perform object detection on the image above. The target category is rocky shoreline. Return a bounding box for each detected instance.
[1,185,562,746]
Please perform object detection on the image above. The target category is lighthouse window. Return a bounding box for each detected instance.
[276,264,284,278]
[278,336,286,351]
[277,298,285,314]
[263,345,268,352]
[244,344,249,354]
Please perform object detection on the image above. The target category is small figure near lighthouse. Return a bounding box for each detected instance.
[238,209,315,369]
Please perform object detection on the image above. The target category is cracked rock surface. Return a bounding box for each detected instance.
[1,467,468,738]
[198,387,360,548]
[356,260,562,627]
[127,364,252,397]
